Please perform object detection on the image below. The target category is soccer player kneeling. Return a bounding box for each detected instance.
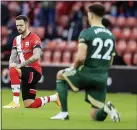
[3,15,61,109]
[50,3,120,122]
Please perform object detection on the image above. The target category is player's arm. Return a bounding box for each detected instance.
[110,56,114,65]
[110,53,116,65]
[9,48,18,66]
[72,43,87,69]
[9,38,18,68]
[71,30,88,69]
[17,47,41,68]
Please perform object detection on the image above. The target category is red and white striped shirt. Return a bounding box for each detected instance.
[13,32,42,74]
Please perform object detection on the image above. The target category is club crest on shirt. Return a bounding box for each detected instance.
[25,41,29,47]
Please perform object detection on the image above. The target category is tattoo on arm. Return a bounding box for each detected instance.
[9,49,17,64]
[21,47,41,67]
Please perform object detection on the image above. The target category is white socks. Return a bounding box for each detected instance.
[40,94,57,106]
[11,85,20,104]
[49,94,57,102]
[40,97,48,106]
[13,96,19,104]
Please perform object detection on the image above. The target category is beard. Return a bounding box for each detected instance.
[18,29,26,34]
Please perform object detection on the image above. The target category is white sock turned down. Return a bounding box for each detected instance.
[40,94,57,106]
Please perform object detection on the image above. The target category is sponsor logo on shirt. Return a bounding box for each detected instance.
[22,50,32,53]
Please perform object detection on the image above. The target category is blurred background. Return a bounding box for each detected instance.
[1,1,137,66]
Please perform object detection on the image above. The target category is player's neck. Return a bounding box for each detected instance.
[21,29,31,39]
[91,20,104,27]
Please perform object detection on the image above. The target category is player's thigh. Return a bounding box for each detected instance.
[62,69,83,92]
[57,69,64,79]
[21,80,37,101]
[20,67,41,84]
[85,87,107,109]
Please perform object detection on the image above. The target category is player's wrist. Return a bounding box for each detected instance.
[9,63,17,68]
[20,62,27,67]
[16,62,26,69]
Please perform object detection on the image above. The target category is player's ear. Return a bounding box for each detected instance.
[26,22,29,28]
[88,12,93,19]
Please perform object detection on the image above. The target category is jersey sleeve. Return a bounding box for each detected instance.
[78,30,88,45]
[12,38,17,49]
[32,35,41,49]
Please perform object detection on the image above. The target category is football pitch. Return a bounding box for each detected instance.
[2,89,137,129]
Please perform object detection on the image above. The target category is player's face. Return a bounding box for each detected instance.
[16,20,28,34]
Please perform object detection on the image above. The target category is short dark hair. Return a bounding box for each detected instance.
[88,3,105,17]
[16,15,29,23]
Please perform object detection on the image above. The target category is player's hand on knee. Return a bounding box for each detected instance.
[64,67,73,72]
[9,63,17,68]
[16,64,22,69]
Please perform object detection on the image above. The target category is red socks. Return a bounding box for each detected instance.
[9,67,20,104]
[27,96,51,108]
[9,67,20,85]
[27,98,42,108]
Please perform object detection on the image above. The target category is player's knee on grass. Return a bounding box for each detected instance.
[91,107,107,121]
[56,70,64,80]
[23,99,35,108]
[91,108,99,120]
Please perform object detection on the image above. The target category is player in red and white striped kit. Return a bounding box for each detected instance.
[3,15,61,109]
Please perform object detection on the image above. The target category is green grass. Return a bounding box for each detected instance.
[2,89,137,129]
